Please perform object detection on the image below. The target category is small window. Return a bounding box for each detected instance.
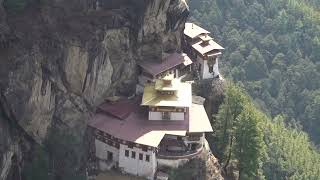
[146,155,150,162]
[128,143,134,149]
[131,151,136,159]
[139,153,143,160]
[125,150,129,157]
[209,65,213,73]
[162,112,170,120]
[142,146,148,152]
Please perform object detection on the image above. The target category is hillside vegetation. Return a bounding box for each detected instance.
[189,0,320,144]
[209,83,320,179]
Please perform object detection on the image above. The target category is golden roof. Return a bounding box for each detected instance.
[141,81,192,107]
[155,78,180,91]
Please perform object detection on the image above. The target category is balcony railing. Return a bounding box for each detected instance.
[157,147,203,160]
[157,144,203,160]
[187,136,201,141]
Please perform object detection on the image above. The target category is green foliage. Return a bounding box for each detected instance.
[263,116,320,179]
[212,83,265,179]
[234,105,266,179]
[22,146,51,180]
[190,0,320,144]
[210,83,320,179]
[213,83,249,161]
[3,0,27,12]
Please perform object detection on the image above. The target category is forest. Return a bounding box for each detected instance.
[210,83,320,179]
[189,0,320,145]
[188,0,320,179]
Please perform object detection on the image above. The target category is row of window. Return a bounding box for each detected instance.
[124,150,150,162]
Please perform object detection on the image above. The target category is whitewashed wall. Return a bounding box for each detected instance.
[157,158,189,168]
[118,144,157,179]
[149,112,162,120]
[171,112,184,120]
[197,56,213,79]
[95,139,119,162]
[149,112,184,120]
[213,57,220,77]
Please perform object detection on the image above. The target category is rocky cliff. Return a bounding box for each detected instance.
[0,0,189,179]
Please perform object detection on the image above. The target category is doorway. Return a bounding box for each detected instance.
[107,151,113,161]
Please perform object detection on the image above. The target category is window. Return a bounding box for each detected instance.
[162,112,170,120]
[142,146,148,152]
[146,155,150,162]
[131,151,136,159]
[128,143,134,149]
[125,150,129,157]
[209,65,213,73]
[139,153,143,160]
[107,151,113,161]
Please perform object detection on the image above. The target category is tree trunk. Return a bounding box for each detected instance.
[223,135,233,173]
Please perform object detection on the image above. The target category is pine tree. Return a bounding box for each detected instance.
[233,104,266,180]
[213,83,249,171]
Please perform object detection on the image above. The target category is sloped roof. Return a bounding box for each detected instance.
[138,53,187,77]
[88,100,213,147]
[184,23,210,39]
[141,82,192,107]
[189,104,213,132]
[199,34,214,41]
[155,78,181,91]
[88,98,188,147]
[97,99,137,120]
[192,40,224,56]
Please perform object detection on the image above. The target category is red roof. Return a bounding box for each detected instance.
[137,53,185,77]
[88,97,213,147]
[97,99,138,120]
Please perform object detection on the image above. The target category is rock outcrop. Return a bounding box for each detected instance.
[0,0,189,179]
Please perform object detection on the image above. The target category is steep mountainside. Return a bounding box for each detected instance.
[0,0,189,179]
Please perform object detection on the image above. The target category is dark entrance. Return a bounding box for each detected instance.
[107,151,113,161]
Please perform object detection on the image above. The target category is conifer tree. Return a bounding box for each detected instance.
[213,83,249,170]
[233,104,266,180]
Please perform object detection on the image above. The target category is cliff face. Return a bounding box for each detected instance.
[0,0,189,179]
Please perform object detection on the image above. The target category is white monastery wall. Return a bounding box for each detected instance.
[95,139,119,162]
[157,158,189,168]
[170,112,184,120]
[213,57,219,77]
[118,144,156,179]
[149,112,162,120]
[149,112,184,120]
